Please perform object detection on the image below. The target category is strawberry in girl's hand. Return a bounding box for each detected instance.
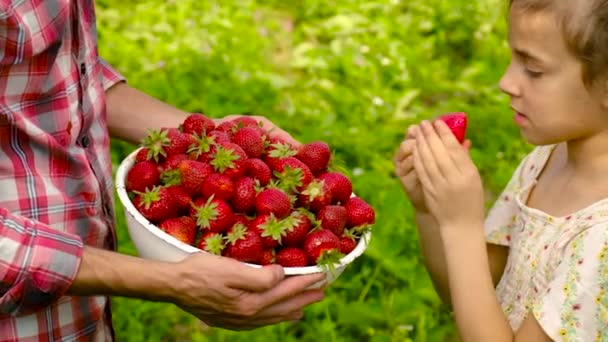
[182,113,216,136]
[159,216,197,245]
[437,112,467,143]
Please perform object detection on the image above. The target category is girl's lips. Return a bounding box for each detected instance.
[514,112,528,125]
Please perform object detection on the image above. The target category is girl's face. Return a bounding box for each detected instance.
[499,7,608,145]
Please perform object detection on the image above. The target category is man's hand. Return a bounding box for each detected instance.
[217,114,301,147]
[171,252,325,330]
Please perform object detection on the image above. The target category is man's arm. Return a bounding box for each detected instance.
[105,82,190,145]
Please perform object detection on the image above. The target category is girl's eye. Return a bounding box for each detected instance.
[525,68,543,78]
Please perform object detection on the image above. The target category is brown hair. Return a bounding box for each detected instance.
[509,0,608,86]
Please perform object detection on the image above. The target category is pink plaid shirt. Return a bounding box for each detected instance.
[0,0,125,341]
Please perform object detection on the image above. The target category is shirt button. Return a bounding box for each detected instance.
[80,63,86,75]
[78,135,90,148]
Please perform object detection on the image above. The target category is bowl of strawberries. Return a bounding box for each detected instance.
[115,113,375,286]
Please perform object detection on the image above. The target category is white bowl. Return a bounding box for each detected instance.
[115,148,372,288]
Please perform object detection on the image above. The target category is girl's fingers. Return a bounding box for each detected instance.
[412,145,436,196]
[421,120,457,178]
[416,121,445,181]
[433,120,470,171]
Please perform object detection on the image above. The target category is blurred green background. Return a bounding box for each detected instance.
[99,0,532,341]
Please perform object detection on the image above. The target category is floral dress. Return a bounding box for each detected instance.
[484,145,608,342]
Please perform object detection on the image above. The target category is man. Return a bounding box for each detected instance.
[0,1,324,340]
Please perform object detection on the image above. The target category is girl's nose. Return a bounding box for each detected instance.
[499,61,521,98]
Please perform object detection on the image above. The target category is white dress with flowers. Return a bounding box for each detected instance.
[484,145,608,342]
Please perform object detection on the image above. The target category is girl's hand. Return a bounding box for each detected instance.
[412,120,484,230]
[394,125,429,213]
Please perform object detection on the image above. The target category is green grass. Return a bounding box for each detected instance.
[98,0,533,340]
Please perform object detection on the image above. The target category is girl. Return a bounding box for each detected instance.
[394,0,608,341]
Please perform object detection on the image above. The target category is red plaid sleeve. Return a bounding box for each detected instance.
[0,208,84,316]
[0,1,70,65]
[99,57,126,91]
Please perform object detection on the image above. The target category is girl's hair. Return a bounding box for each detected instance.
[509,0,608,87]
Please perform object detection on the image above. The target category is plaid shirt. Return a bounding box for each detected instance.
[0,0,124,341]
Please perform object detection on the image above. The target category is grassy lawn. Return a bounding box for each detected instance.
[98,0,532,340]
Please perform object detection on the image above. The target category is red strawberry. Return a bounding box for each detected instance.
[303,229,341,265]
[297,179,333,213]
[191,196,236,233]
[282,211,313,247]
[344,197,375,228]
[126,160,160,192]
[249,213,287,249]
[167,160,214,197]
[232,127,266,158]
[136,147,151,162]
[318,172,353,205]
[208,130,231,144]
[141,129,170,162]
[233,213,250,227]
[259,249,276,265]
[188,133,217,162]
[272,157,313,194]
[231,116,260,128]
[159,216,197,245]
[296,141,331,175]
[255,188,292,218]
[202,173,235,201]
[244,158,272,186]
[339,231,357,255]
[231,177,257,214]
[133,186,177,223]
[263,142,297,170]
[196,231,226,255]
[166,185,191,212]
[223,223,264,263]
[162,154,189,171]
[215,120,238,136]
[317,205,347,236]
[210,143,249,180]
[182,113,216,136]
[437,112,467,143]
[163,128,195,157]
[276,247,309,267]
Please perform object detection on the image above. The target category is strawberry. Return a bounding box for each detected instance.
[244,158,272,186]
[296,141,331,175]
[162,154,189,171]
[196,231,226,255]
[223,223,264,263]
[136,147,152,162]
[209,130,231,145]
[272,157,313,194]
[231,177,257,214]
[164,160,214,197]
[215,120,238,136]
[344,197,375,228]
[259,249,276,265]
[303,229,342,266]
[233,213,251,227]
[187,133,217,162]
[437,112,467,143]
[202,173,235,201]
[232,126,266,158]
[159,216,197,245]
[210,143,249,180]
[165,185,191,212]
[282,211,313,247]
[255,188,292,218]
[231,116,260,129]
[317,205,347,236]
[126,160,160,192]
[339,230,358,255]
[297,179,333,213]
[133,186,177,223]
[249,213,287,249]
[276,247,309,267]
[163,128,195,157]
[318,172,353,205]
[263,142,297,170]
[182,113,216,136]
[140,129,171,162]
[191,195,236,233]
